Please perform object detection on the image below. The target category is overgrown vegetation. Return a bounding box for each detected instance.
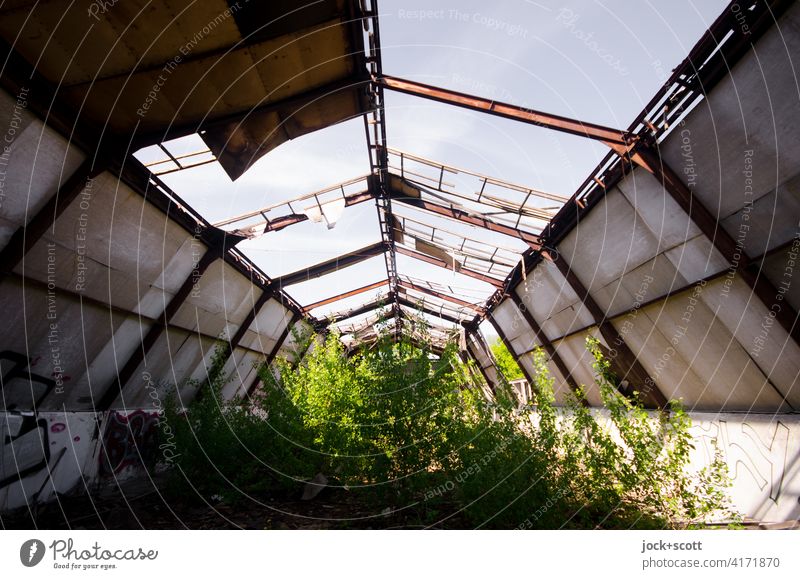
[165,323,736,529]
[490,337,524,381]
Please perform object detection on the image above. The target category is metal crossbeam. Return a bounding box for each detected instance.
[398,280,483,312]
[213,175,373,228]
[390,190,542,249]
[302,280,389,312]
[378,75,632,152]
[323,293,396,324]
[395,245,504,288]
[397,297,466,326]
[271,241,387,289]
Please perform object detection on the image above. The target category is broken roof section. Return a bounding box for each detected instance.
[35,0,759,350]
[116,0,651,343]
[0,0,370,180]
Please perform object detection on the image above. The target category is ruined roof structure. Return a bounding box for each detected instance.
[0,0,798,541]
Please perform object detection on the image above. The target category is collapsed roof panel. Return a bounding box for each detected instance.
[235,203,382,278]
[0,0,370,180]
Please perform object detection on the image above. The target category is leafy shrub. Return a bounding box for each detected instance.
[490,337,524,381]
[164,345,316,503]
[164,326,736,528]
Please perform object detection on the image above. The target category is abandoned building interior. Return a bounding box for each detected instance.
[0,0,799,528]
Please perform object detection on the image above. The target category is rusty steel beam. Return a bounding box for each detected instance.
[634,145,800,347]
[397,297,464,326]
[378,75,631,152]
[398,280,484,312]
[390,192,542,249]
[395,245,504,288]
[550,253,668,409]
[325,293,396,324]
[302,279,389,312]
[0,157,107,281]
[98,247,222,409]
[271,241,387,289]
[507,291,585,404]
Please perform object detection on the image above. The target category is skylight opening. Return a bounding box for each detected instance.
[133,117,371,227]
[281,255,389,307]
[308,285,391,320]
[236,200,382,278]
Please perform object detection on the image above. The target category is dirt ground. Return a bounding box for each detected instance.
[1,482,449,530]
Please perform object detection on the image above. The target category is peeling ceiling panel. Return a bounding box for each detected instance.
[0,0,370,180]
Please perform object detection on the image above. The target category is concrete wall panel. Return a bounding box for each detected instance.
[559,189,661,292]
[664,234,729,282]
[636,279,787,411]
[493,300,524,342]
[699,276,800,408]
[660,2,800,220]
[617,167,701,250]
[170,260,256,338]
[515,260,594,341]
[0,277,151,411]
[516,260,593,333]
[251,299,294,342]
[720,171,800,258]
[761,240,800,312]
[0,114,84,233]
[551,330,604,407]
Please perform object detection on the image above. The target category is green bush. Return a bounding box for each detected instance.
[164,326,736,529]
[490,337,524,381]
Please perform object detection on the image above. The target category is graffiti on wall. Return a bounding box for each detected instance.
[0,414,48,488]
[98,411,160,476]
[1,350,56,491]
[694,419,792,505]
[0,412,97,512]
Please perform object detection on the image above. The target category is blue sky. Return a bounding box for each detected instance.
[135,0,730,334]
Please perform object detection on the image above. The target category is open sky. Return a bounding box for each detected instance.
[135,0,730,336]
